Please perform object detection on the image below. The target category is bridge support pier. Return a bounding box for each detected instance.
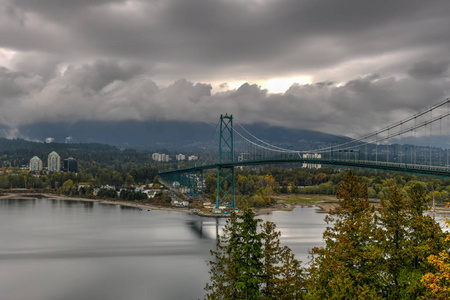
[215,114,235,209]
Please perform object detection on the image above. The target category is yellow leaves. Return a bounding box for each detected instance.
[421,217,450,297]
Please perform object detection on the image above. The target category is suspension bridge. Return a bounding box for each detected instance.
[160,98,450,210]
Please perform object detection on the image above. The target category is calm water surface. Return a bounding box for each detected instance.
[0,198,328,300]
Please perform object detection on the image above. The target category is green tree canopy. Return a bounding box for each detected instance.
[205,209,304,299]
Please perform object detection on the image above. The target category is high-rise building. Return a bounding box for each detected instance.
[64,157,78,173]
[47,151,61,172]
[176,154,186,161]
[152,153,170,162]
[29,156,43,171]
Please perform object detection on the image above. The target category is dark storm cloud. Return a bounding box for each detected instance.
[0,0,450,137]
[3,0,450,80]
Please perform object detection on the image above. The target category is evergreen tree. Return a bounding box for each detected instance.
[260,221,304,299]
[205,209,304,299]
[232,209,264,299]
[307,170,382,299]
[377,184,446,298]
[377,185,409,298]
[205,213,239,299]
[205,210,263,299]
[399,184,446,298]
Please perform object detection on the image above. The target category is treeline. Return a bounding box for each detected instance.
[204,167,450,208]
[204,171,450,299]
[0,166,159,191]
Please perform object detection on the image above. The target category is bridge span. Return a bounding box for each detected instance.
[160,99,450,209]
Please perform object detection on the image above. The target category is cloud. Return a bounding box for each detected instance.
[408,60,450,80]
[2,0,450,83]
[1,1,450,138]
[0,60,448,137]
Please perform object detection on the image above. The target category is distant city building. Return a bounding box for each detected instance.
[188,155,198,161]
[176,154,186,161]
[152,153,170,162]
[29,156,43,171]
[302,153,322,169]
[64,157,78,173]
[47,151,61,172]
[238,152,250,162]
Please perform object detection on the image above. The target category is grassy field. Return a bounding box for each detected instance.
[273,194,339,205]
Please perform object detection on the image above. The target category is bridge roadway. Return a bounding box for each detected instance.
[159,158,450,178]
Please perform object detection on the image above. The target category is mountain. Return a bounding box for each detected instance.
[7,121,352,151]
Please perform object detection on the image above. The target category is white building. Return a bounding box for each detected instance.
[238,152,250,162]
[302,153,322,169]
[152,153,170,162]
[188,155,198,161]
[47,151,61,172]
[176,154,186,161]
[29,156,43,171]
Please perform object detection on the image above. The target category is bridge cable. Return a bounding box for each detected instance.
[233,99,450,157]
[298,98,450,153]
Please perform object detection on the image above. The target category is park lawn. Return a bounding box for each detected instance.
[273,194,338,205]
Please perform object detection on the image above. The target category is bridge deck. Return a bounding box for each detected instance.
[159,158,450,178]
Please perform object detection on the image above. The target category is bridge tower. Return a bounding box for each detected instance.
[216,114,235,209]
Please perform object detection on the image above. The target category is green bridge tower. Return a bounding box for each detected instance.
[216,114,235,209]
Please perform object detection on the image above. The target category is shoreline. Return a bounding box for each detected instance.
[0,192,300,216]
[0,193,448,216]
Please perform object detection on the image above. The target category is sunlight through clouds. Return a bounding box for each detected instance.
[264,77,311,94]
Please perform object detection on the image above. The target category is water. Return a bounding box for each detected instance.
[0,198,328,300]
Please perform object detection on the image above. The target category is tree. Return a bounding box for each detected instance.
[422,214,450,299]
[307,172,446,299]
[61,179,76,196]
[125,174,135,186]
[232,209,263,299]
[97,188,117,199]
[205,211,248,299]
[377,185,409,298]
[307,170,382,299]
[400,184,446,298]
[261,221,304,299]
[205,209,304,299]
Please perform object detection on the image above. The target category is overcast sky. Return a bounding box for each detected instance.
[1,0,450,138]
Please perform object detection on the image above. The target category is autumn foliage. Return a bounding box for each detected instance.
[421,209,450,299]
[205,171,448,299]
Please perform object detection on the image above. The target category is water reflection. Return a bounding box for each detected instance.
[0,199,329,300]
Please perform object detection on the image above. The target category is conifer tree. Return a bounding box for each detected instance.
[307,170,382,299]
[205,209,304,299]
[232,209,264,299]
[399,184,446,298]
[205,209,263,299]
[204,212,240,299]
[260,221,304,299]
[377,185,409,298]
